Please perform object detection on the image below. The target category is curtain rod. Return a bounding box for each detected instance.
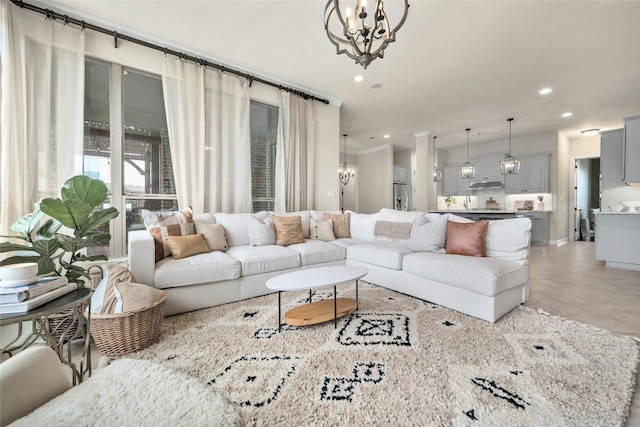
[10,0,330,104]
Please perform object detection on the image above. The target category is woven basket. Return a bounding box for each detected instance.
[87,291,167,359]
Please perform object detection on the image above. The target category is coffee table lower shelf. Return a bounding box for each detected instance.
[284,298,356,327]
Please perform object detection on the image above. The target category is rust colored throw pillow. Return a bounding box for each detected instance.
[165,234,211,260]
[323,212,351,238]
[272,215,305,246]
[445,220,489,257]
[142,207,195,262]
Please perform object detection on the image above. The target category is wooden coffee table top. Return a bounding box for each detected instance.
[265,266,368,292]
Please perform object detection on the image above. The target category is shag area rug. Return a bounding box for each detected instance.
[131,282,639,427]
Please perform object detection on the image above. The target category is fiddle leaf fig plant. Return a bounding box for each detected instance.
[0,175,120,285]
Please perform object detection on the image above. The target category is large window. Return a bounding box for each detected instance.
[84,59,176,257]
[250,101,278,212]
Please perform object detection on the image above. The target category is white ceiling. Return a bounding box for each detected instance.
[46,0,640,151]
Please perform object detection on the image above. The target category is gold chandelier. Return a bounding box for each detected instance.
[324,0,410,69]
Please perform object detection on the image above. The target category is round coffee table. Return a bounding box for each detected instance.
[265,266,368,332]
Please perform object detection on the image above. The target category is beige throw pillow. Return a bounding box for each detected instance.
[115,282,166,313]
[323,212,351,238]
[272,216,305,246]
[195,222,229,251]
[165,234,211,259]
[310,218,335,241]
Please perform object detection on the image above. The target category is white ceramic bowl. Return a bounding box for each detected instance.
[0,262,39,281]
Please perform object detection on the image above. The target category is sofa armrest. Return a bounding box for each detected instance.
[0,346,71,425]
[128,230,156,287]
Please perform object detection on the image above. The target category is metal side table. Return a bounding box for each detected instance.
[0,288,92,385]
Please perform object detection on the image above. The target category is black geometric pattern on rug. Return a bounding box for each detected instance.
[320,362,385,402]
[337,313,411,347]
[207,355,300,407]
[443,320,455,327]
[471,377,531,410]
[252,325,301,340]
[295,290,334,304]
[464,408,478,421]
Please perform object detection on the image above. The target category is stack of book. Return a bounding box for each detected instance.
[0,276,76,314]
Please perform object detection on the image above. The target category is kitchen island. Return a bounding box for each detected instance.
[433,210,551,245]
[595,212,640,270]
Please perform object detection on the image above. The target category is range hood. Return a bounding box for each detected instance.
[468,181,504,190]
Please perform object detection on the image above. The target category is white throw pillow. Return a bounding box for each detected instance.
[407,215,447,253]
[346,211,378,242]
[310,218,335,241]
[248,216,276,246]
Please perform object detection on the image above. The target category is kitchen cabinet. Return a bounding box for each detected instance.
[600,129,624,189]
[443,165,470,197]
[623,115,640,184]
[595,212,640,270]
[471,154,505,182]
[519,211,550,244]
[506,154,550,194]
[393,165,408,183]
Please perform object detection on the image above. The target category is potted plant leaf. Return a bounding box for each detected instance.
[0,175,119,285]
[0,175,119,341]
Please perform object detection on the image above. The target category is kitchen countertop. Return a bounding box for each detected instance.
[433,210,552,214]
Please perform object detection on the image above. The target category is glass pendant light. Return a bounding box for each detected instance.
[500,118,520,175]
[433,136,443,182]
[460,128,475,179]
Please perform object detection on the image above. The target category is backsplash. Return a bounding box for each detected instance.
[436,192,552,211]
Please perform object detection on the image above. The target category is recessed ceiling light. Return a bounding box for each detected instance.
[581,129,600,136]
[354,75,364,82]
[562,112,573,118]
[383,134,390,139]
[539,87,553,95]
[371,83,382,89]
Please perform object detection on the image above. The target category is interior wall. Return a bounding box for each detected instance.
[82,27,341,212]
[414,132,431,211]
[555,132,570,243]
[357,145,393,213]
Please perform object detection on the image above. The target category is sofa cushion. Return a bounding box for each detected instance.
[331,238,359,248]
[273,215,305,246]
[248,216,276,246]
[485,217,532,263]
[213,213,255,247]
[309,218,335,241]
[374,220,412,242]
[323,212,351,238]
[154,251,241,289]
[165,234,210,259]
[287,240,346,266]
[195,223,229,251]
[402,252,526,297]
[142,207,195,262]
[445,220,489,257]
[226,245,301,276]
[407,215,447,253]
[346,211,378,242]
[347,241,413,270]
[272,211,311,238]
[378,208,420,223]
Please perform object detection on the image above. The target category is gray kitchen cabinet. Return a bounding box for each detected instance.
[519,211,550,244]
[623,115,640,184]
[472,154,505,182]
[443,165,470,197]
[506,154,550,194]
[600,129,624,189]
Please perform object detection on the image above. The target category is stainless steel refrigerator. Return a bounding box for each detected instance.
[393,183,411,211]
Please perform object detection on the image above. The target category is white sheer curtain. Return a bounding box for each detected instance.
[161,58,206,213]
[162,58,251,213]
[204,70,251,213]
[274,92,316,212]
[0,0,85,236]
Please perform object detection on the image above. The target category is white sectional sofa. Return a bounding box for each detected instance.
[128,208,532,322]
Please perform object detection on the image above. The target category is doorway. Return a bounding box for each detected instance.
[573,158,600,241]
